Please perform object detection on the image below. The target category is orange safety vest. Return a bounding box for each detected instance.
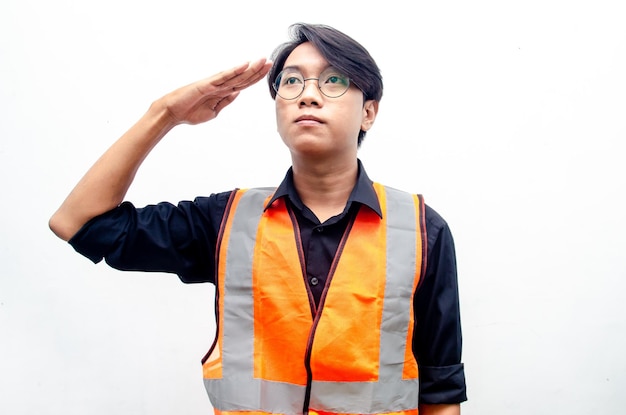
[202,183,426,415]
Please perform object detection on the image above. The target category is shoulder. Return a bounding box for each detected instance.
[377,185,450,235]
[424,203,450,235]
[422,203,457,268]
[376,184,454,252]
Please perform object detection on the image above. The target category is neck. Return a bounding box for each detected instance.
[291,158,358,223]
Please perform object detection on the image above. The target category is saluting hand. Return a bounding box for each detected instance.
[156,58,273,127]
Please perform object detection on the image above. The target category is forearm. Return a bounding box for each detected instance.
[49,101,174,241]
[419,403,460,415]
[49,58,272,242]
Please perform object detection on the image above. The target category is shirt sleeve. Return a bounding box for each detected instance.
[413,205,467,404]
[68,192,232,283]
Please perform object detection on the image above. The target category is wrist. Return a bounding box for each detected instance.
[136,99,180,145]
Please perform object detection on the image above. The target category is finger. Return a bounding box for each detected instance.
[178,59,270,115]
[223,65,273,96]
[189,60,267,100]
[241,60,273,85]
[211,61,254,87]
[214,59,272,92]
[212,58,268,87]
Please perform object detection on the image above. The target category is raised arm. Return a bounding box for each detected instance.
[49,58,272,241]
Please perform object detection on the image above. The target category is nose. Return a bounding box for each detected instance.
[299,78,323,106]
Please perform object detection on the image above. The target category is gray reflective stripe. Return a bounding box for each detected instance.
[205,378,305,414]
[310,378,419,413]
[309,186,419,413]
[206,186,420,414]
[205,188,306,414]
[222,188,268,379]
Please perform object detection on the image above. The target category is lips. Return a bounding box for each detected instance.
[295,114,323,123]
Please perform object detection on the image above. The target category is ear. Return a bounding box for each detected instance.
[361,100,379,132]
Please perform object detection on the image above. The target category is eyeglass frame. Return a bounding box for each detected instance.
[272,67,363,100]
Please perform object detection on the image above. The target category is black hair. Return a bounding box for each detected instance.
[268,23,383,145]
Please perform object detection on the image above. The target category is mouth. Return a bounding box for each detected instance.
[295,115,324,124]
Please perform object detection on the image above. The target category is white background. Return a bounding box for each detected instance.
[1,1,625,414]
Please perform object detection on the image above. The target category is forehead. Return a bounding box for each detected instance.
[283,42,329,74]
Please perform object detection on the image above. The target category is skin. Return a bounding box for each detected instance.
[49,43,460,415]
[420,403,461,415]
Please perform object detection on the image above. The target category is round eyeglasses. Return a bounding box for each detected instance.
[273,67,356,100]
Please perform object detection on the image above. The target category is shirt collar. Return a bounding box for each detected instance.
[265,159,383,218]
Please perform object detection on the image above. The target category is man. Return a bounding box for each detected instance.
[50,23,466,415]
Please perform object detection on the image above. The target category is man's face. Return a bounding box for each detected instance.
[275,42,376,162]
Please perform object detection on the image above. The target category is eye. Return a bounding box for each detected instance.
[323,73,349,86]
[280,72,303,86]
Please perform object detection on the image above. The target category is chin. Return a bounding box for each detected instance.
[289,141,335,159]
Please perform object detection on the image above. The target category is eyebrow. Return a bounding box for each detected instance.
[281,65,300,72]
[280,65,336,74]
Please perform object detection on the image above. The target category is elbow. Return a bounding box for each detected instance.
[48,210,76,242]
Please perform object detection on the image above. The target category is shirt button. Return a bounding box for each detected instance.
[310,277,319,286]
[316,227,324,233]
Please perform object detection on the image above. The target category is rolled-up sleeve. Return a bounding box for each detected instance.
[68,192,231,283]
[414,205,467,404]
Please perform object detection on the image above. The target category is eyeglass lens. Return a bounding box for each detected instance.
[274,67,351,100]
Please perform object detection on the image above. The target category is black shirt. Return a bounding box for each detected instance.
[69,161,467,404]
